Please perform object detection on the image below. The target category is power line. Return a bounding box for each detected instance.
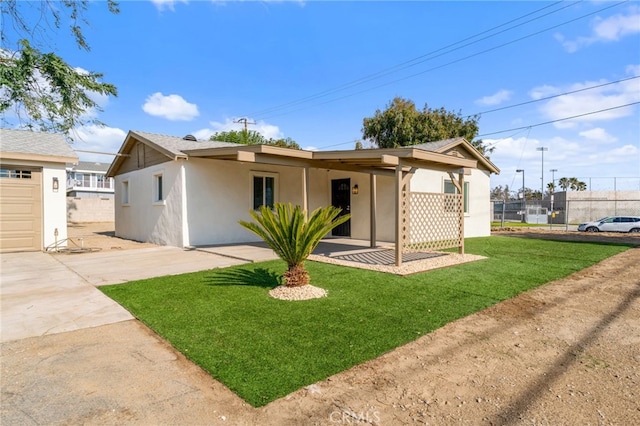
[318,101,640,150]
[244,1,576,119]
[257,1,628,121]
[478,102,640,138]
[471,75,640,117]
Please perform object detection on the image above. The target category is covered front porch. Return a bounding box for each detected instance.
[195,236,485,276]
[185,144,479,267]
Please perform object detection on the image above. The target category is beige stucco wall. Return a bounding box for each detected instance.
[114,160,185,246]
[113,159,492,247]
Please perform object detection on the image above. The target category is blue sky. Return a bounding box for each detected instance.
[5,1,640,191]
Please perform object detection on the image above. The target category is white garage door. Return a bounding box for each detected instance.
[0,167,43,252]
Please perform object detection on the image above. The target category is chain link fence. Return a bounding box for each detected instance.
[493,190,640,225]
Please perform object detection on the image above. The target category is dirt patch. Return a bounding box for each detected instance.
[493,227,640,246]
[63,222,156,252]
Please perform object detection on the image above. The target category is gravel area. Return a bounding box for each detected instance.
[269,284,328,301]
[309,251,487,275]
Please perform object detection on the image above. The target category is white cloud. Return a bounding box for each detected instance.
[150,0,188,12]
[531,68,640,128]
[475,89,513,106]
[529,84,558,100]
[578,127,617,143]
[557,6,640,52]
[626,64,640,77]
[142,92,199,121]
[71,125,127,162]
[193,117,284,140]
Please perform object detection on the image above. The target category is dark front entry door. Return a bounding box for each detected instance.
[331,178,351,237]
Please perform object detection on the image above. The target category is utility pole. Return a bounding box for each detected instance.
[234,117,256,132]
[517,169,525,223]
[550,168,557,229]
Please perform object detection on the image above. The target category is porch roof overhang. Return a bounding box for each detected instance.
[183,144,477,175]
[183,144,477,267]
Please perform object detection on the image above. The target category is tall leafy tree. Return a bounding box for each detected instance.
[1,0,119,137]
[210,130,300,149]
[362,97,492,155]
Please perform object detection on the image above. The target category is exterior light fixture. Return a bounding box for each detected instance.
[352,184,359,195]
[536,147,548,198]
[52,177,59,192]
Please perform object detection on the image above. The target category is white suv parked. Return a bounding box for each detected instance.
[577,216,640,233]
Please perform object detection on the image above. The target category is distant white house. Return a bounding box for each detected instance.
[66,161,114,198]
[107,131,499,264]
[65,161,116,223]
[0,128,78,252]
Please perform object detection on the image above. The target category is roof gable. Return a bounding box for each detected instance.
[107,131,242,177]
[409,138,500,174]
[0,128,78,163]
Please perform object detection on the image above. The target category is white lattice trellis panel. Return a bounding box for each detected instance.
[402,191,463,252]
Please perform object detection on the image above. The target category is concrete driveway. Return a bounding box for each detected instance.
[0,244,282,425]
[0,246,251,343]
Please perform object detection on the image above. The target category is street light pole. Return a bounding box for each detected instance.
[536,147,548,199]
[516,169,525,223]
[549,168,558,229]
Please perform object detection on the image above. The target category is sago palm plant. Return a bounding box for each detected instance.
[239,203,350,287]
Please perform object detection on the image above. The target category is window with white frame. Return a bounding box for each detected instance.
[444,179,469,213]
[153,173,164,203]
[122,180,129,205]
[0,168,32,179]
[253,173,277,210]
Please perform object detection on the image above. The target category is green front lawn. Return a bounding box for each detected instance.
[100,237,629,407]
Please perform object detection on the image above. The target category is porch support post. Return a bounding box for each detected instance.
[458,172,465,255]
[395,164,403,266]
[302,166,310,218]
[369,173,377,248]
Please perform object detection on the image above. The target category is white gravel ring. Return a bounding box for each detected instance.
[269,285,328,301]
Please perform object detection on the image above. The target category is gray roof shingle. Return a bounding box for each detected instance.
[407,138,464,152]
[0,128,78,159]
[131,131,241,157]
[70,161,111,173]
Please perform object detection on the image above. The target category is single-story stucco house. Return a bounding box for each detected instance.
[0,128,78,252]
[107,131,499,264]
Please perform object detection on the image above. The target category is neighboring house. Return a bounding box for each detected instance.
[107,131,499,263]
[66,162,116,223]
[0,128,78,252]
[66,161,114,198]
